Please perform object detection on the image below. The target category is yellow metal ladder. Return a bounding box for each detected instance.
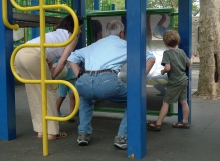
[2,0,80,156]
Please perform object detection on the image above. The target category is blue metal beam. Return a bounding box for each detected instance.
[178,0,192,123]
[0,0,16,141]
[127,0,147,159]
[73,0,86,49]
[31,1,40,39]
[94,0,100,10]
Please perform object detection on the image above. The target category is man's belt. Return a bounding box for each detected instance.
[84,69,118,75]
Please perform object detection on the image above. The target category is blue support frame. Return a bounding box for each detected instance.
[0,1,16,141]
[127,0,147,159]
[111,4,115,10]
[94,0,100,10]
[31,1,40,39]
[178,0,192,123]
[73,0,86,49]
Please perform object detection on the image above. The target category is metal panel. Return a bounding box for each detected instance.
[0,0,16,141]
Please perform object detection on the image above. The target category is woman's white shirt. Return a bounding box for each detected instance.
[26,29,70,63]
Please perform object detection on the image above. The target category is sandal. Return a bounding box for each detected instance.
[172,121,190,129]
[147,121,161,131]
[37,132,67,140]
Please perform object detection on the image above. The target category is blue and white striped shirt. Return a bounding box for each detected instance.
[67,35,155,72]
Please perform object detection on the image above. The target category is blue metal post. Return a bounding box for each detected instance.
[94,0,100,10]
[127,0,147,159]
[31,1,39,39]
[0,0,16,141]
[111,4,115,10]
[73,0,86,49]
[178,0,192,123]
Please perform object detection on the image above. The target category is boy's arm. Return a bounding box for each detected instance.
[161,64,170,75]
[161,51,170,75]
[188,54,195,67]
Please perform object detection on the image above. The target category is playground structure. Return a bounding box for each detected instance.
[86,8,178,116]
[0,0,192,159]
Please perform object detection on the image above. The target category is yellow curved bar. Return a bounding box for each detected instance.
[10,44,41,84]
[43,5,79,48]
[45,80,80,121]
[8,0,80,156]
[2,0,19,30]
[10,0,40,11]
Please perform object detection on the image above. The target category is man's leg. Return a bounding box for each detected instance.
[77,97,95,145]
[100,76,127,150]
[113,107,128,150]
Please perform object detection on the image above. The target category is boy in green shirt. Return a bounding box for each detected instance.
[147,30,194,131]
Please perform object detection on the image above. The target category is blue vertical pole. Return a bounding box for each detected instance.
[178,0,192,123]
[0,0,16,140]
[127,0,147,159]
[111,4,115,10]
[73,0,86,49]
[31,1,39,39]
[94,0,100,10]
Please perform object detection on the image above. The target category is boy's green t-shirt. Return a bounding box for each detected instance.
[161,48,190,86]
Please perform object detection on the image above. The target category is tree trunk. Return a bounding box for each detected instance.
[193,0,220,100]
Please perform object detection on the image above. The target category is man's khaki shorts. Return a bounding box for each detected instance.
[163,80,188,104]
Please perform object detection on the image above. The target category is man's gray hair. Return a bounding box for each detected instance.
[105,20,124,36]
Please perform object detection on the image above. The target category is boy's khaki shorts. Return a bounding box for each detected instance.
[163,80,188,104]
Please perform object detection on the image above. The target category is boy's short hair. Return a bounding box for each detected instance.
[163,30,180,48]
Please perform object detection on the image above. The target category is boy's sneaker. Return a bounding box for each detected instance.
[77,133,90,146]
[153,25,167,39]
[114,135,127,150]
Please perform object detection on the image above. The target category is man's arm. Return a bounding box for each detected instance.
[146,58,155,75]
[145,51,156,75]
[69,62,80,77]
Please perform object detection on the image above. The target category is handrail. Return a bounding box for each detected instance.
[44,80,80,122]
[2,0,19,30]
[6,0,80,156]
[10,0,40,11]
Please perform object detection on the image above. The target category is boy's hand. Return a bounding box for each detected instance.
[161,70,165,75]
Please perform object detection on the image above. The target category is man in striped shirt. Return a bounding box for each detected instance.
[68,20,156,150]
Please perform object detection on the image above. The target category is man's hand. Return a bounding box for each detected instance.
[161,69,165,75]
[146,58,155,75]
